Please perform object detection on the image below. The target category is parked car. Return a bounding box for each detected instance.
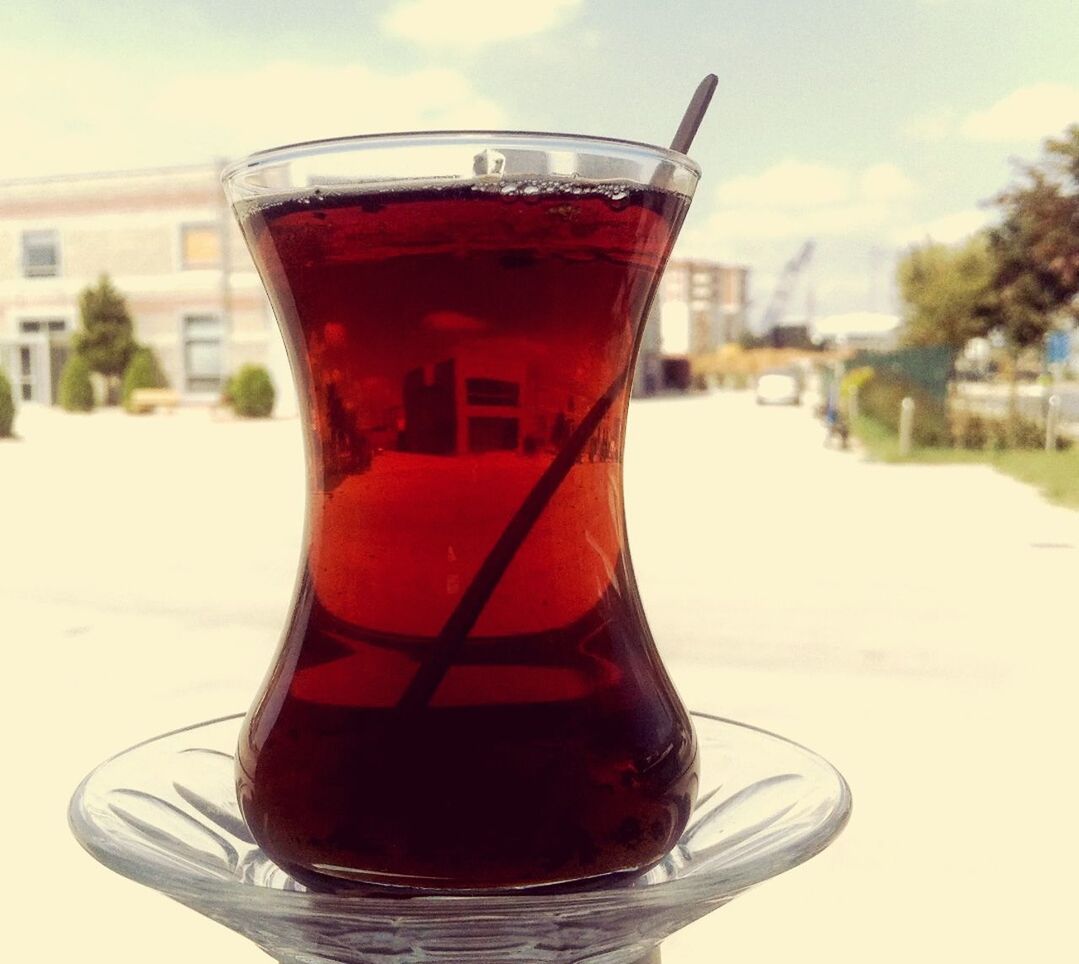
[755,370,802,406]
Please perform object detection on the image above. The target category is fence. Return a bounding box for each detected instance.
[853,346,955,446]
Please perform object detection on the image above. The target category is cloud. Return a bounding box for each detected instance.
[155,62,505,156]
[716,160,850,208]
[699,159,919,242]
[675,158,920,319]
[0,55,505,180]
[960,83,1079,143]
[901,109,957,142]
[710,202,893,241]
[893,207,995,246]
[859,163,918,202]
[382,0,584,48]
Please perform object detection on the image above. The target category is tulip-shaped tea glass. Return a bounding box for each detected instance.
[222,133,702,892]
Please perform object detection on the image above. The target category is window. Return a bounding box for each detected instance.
[22,230,60,277]
[183,315,223,392]
[465,377,519,407]
[468,416,519,452]
[180,224,221,269]
[19,319,68,335]
[19,346,33,400]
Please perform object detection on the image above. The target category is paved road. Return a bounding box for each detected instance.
[3,395,1077,964]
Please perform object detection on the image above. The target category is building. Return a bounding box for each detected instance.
[0,163,283,406]
[661,259,751,354]
[633,258,750,395]
[0,166,750,407]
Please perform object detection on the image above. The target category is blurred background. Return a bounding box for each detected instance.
[1,2,1077,962]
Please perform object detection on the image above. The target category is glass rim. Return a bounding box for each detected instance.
[220,130,702,185]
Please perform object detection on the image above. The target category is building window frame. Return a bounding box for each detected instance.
[13,309,77,341]
[178,222,222,270]
[181,312,225,394]
[465,377,520,407]
[11,310,76,404]
[21,229,61,278]
[17,316,72,337]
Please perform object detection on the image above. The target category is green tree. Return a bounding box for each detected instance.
[0,368,15,438]
[73,274,136,405]
[58,355,95,412]
[121,346,169,412]
[897,234,995,350]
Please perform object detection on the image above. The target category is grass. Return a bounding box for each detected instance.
[992,448,1079,509]
[852,415,1079,510]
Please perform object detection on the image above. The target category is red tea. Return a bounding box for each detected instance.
[234,180,698,889]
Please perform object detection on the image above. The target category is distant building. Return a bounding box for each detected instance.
[401,350,530,457]
[0,163,283,406]
[769,322,815,350]
[633,259,750,395]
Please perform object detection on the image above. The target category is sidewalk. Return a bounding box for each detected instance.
[628,392,1079,963]
[3,395,1077,963]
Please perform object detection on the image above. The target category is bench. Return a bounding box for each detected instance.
[129,388,181,414]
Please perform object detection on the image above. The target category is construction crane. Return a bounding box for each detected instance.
[758,240,815,343]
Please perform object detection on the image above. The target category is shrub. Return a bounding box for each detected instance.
[840,365,874,400]
[0,368,14,438]
[220,374,236,409]
[58,355,95,412]
[950,411,990,450]
[860,374,950,447]
[229,364,275,418]
[1008,415,1049,450]
[121,346,169,412]
[976,412,1072,451]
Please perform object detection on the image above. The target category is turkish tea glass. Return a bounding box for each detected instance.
[222,132,701,891]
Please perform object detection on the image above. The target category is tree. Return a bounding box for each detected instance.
[121,346,169,412]
[978,125,1079,424]
[897,234,995,350]
[0,367,14,438]
[988,124,1079,352]
[58,355,95,412]
[73,274,136,405]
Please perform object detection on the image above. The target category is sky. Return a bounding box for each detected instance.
[2,0,1077,326]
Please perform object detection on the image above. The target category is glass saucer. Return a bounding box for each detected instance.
[70,712,850,964]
